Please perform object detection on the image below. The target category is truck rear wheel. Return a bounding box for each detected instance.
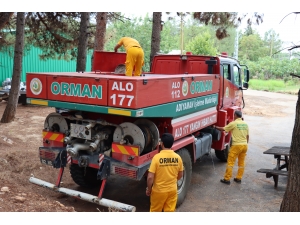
[69,164,102,188]
[176,148,192,208]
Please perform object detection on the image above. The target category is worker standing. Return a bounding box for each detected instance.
[146,133,184,212]
[114,37,144,76]
[214,110,249,185]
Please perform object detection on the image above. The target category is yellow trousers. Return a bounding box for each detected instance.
[224,145,248,180]
[125,47,144,76]
[150,189,177,212]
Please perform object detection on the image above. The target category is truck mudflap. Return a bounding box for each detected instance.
[29,176,136,212]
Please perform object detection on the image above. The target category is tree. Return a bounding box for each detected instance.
[193,12,263,40]
[263,29,282,57]
[150,12,162,67]
[0,13,19,52]
[185,31,217,56]
[1,12,25,123]
[94,12,107,51]
[238,33,267,61]
[244,24,254,36]
[280,85,300,211]
[25,12,83,61]
[0,12,13,30]
[160,18,180,53]
[279,11,300,211]
[210,26,236,56]
[76,12,90,72]
[91,12,107,69]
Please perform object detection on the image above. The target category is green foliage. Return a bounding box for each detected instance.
[211,26,236,56]
[25,12,82,60]
[161,19,181,53]
[239,33,268,61]
[185,31,217,56]
[183,19,236,56]
[241,57,300,80]
[263,29,282,56]
[193,12,241,40]
[2,11,298,86]
[105,13,235,71]
[105,14,153,71]
[249,78,300,94]
[243,24,255,36]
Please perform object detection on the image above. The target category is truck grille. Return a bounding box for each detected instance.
[111,164,138,180]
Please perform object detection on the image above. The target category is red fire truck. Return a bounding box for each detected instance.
[26,51,249,212]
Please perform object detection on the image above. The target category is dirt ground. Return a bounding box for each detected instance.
[0,89,298,213]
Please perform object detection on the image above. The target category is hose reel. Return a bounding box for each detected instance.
[113,119,159,155]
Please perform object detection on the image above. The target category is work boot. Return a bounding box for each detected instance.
[234,178,242,183]
[220,179,230,185]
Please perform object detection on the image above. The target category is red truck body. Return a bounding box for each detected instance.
[26,51,249,211]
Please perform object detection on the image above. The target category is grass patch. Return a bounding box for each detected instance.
[249,79,299,94]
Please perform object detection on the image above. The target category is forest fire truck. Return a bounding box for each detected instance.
[26,51,249,212]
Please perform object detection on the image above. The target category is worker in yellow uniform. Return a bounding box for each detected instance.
[114,37,144,76]
[146,133,184,212]
[215,110,249,185]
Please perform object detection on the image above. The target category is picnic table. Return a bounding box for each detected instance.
[257,146,290,188]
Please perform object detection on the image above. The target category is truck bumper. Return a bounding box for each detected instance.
[29,176,136,212]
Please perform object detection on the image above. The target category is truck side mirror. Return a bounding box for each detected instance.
[244,69,250,82]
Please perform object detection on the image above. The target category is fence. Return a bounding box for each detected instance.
[0,46,93,84]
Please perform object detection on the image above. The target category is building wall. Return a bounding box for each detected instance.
[0,46,93,84]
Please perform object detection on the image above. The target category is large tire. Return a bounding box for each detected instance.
[69,164,102,188]
[215,138,232,162]
[18,94,27,105]
[176,148,192,207]
[215,145,229,162]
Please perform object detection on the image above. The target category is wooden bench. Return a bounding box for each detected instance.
[257,168,288,188]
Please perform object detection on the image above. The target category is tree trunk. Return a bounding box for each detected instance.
[91,12,107,69]
[150,12,162,68]
[0,12,14,30]
[94,12,107,51]
[280,88,300,211]
[1,12,25,123]
[76,12,90,72]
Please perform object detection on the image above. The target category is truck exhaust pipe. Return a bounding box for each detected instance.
[29,176,136,212]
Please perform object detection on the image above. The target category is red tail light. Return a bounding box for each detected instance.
[40,149,56,161]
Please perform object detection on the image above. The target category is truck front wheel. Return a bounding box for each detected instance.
[215,138,232,162]
[215,145,229,162]
[176,148,192,208]
[69,164,102,188]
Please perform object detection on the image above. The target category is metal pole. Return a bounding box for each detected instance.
[29,177,136,212]
[180,13,183,55]
[234,31,239,59]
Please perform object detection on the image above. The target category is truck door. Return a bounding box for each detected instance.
[221,63,235,109]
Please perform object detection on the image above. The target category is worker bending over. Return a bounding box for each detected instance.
[114,37,144,76]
